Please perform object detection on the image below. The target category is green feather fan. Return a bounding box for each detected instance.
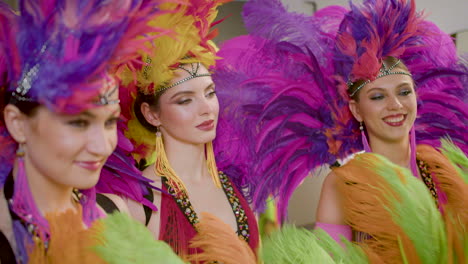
[92,212,185,264]
[368,154,448,263]
[312,228,368,264]
[261,225,367,264]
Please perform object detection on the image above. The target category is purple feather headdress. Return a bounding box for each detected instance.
[214,0,467,222]
[333,0,467,153]
[214,0,347,221]
[0,0,162,185]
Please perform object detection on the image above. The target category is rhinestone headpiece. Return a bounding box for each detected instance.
[157,62,211,94]
[347,59,412,97]
[96,81,120,106]
[12,64,39,102]
[11,44,48,103]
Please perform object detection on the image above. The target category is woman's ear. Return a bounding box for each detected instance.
[348,100,363,122]
[141,102,162,127]
[3,104,27,143]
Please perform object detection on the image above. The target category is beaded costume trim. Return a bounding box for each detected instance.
[162,171,251,242]
[417,159,439,207]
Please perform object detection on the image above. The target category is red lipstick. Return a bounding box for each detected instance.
[196,120,215,131]
[75,161,102,171]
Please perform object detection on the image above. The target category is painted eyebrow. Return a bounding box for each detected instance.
[78,107,121,119]
[366,82,412,94]
[79,111,96,118]
[170,90,195,100]
[205,83,215,91]
[169,83,215,100]
[108,108,121,118]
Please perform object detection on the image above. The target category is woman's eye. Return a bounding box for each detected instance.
[206,90,217,98]
[177,99,192,105]
[400,90,412,96]
[370,94,384,100]
[68,119,89,128]
[105,117,120,127]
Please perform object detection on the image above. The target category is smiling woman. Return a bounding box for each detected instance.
[310,1,468,262]
[348,58,418,152]
[13,101,120,190]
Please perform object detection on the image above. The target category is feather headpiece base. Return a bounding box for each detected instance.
[347,59,412,97]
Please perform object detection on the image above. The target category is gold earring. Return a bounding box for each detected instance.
[153,126,187,193]
[206,141,221,188]
[16,143,25,157]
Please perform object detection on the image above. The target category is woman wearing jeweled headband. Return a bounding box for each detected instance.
[98,0,260,262]
[209,0,467,262]
[315,1,467,261]
[0,0,185,263]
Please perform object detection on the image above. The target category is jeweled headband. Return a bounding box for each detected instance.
[143,60,211,95]
[347,59,412,97]
[11,60,119,106]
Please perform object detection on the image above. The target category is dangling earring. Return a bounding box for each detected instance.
[12,143,49,241]
[153,126,187,193]
[15,143,26,187]
[360,122,371,152]
[206,142,221,188]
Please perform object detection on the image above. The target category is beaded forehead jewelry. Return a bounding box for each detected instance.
[347,59,412,97]
[96,77,120,106]
[157,62,211,94]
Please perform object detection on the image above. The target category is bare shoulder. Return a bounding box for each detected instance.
[140,165,162,239]
[323,170,339,187]
[316,170,345,225]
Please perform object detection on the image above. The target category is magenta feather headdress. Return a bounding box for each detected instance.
[333,0,467,152]
[0,0,164,260]
[214,0,347,221]
[214,0,467,222]
[0,0,163,185]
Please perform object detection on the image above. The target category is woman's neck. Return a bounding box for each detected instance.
[15,157,76,216]
[163,138,209,184]
[369,135,411,169]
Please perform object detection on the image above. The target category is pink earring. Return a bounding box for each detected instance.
[360,122,371,152]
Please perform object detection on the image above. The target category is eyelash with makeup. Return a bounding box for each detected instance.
[68,119,89,128]
[206,90,216,97]
[175,97,190,105]
[399,89,412,96]
[105,117,120,127]
[370,94,384,100]
[67,115,121,128]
